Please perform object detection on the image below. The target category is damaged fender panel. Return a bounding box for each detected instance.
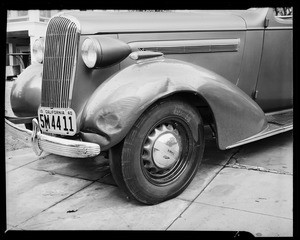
[10,64,43,117]
[79,58,267,150]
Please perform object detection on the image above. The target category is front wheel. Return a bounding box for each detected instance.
[109,99,205,204]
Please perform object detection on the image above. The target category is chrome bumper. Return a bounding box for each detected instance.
[5,118,101,158]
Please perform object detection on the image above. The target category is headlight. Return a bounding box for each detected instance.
[81,38,101,68]
[32,38,45,63]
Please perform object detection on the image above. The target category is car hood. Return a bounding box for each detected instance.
[56,10,247,35]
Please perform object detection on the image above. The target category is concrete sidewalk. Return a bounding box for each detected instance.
[5,130,293,236]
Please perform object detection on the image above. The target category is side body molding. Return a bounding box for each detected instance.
[79,58,267,150]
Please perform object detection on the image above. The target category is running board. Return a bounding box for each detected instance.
[226,110,293,149]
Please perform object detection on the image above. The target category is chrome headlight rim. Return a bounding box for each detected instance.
[32,37,45,64]
[81,37,101,68]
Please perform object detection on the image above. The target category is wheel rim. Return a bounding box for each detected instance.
[141,118,191,185]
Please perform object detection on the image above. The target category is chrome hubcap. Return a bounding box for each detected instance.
[142,124,182,174]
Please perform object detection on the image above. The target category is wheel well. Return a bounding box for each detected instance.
[163,91,215,126]
[106,91,218,157]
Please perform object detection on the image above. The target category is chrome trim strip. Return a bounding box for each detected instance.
[57,14,81,31]
[225,124,293,149]
[128,38,240,54]
[59,21,71,108]
[67,25,80,106]
[5,118,100,158]
[266,27,293,30]
[265,108,293,116]
[82,29,247,35]
[129,50,164,61]
[246,27,292,31]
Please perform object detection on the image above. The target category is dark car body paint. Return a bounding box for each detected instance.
[79,59,267,150]
[10,64,42,117]
[10,8,292,151]
[63,10,246,34]
[255,10,293,111]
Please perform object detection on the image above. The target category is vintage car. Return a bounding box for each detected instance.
[5,8,293,204]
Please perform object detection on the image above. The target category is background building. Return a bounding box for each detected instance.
[5,9,124,79]
[6,10,61,78]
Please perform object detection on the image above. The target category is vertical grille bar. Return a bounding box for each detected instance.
[41,16,80,108]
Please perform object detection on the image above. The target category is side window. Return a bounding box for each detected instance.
[274,7,293,19]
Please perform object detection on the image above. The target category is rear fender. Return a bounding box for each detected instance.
[79,58,267,150]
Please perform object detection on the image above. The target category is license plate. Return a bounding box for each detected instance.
[38,107,77,136]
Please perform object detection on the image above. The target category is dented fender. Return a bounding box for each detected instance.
[79,58,267,150]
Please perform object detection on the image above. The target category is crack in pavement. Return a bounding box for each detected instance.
[191,201,293,220]
[226,157,292,175]
[166,147,242,230]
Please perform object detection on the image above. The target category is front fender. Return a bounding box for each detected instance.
[79,58,267,150]
[10,63,42,117]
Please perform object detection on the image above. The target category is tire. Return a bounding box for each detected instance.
[109,99,205,204]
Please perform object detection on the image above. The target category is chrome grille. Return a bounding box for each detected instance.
[41,16,80,108]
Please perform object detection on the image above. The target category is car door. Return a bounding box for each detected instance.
[255,8,293,112]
